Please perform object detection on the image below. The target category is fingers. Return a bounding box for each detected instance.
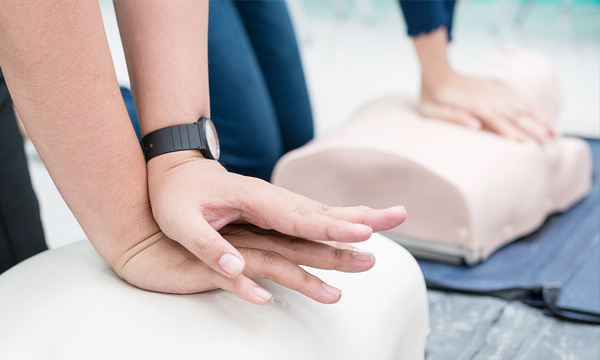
[290,195,407,233]
[308,204,407,233]
[240,182,373,243]
[167,236,347,304]
[422,89,532,143]
[180,262,273,305]
[478,107,560,145]
[468,100,530,143]
[214,270,274,305]
[224,227,376,273]
[121,228,352,305]
[513,114,550,144]
[499,96,555,143]
[240,179,406,240]
[422,92,532,143]
[482,88,556,143]
[421,74,559,144]
[421,100,482,130]
[281,207,373,243]
[163,210,248,279]
[238,248,343,304]
[529,107,559,137]
[164,242,274,305]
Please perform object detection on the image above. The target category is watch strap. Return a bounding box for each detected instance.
[140,119,208,162]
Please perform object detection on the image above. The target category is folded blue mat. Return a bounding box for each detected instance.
[418,139,600,324]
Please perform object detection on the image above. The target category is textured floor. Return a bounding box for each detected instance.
[426,291,600,359]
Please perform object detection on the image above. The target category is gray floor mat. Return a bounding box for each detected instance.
[426,290,600,359]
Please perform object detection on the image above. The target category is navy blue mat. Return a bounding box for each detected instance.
[418,139,600,324]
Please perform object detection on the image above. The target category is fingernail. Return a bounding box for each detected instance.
[253,287,272,302]
[218,253,244,277]
[322,283,342,297]
[352,248,375,262]
[387,205,406,214]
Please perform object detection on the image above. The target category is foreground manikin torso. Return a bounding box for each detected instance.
[0,234,428,360]
[272,48,592,264]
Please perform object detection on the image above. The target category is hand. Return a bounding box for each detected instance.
[115,224,377,304]
[146,151,406,302]
[420,71,558,144]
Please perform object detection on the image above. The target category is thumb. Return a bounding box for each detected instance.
[163,212,247,279]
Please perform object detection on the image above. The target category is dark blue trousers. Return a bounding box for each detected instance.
[0,69,47,273]
[399,0,457,40]
[207,0,313,181]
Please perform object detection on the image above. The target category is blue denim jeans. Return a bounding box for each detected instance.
[125,0,313,181]
[208,0,313,180]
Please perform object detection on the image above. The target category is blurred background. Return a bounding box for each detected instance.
[29,0,599,249]
[287,0,599,137]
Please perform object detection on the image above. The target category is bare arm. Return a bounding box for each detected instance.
[0,0,406,304]
[113,0,406,302]
[113,0,210,137]
[0,0,158,265]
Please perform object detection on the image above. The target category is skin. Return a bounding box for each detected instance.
[0,0,406,305]
[414,27,558,144]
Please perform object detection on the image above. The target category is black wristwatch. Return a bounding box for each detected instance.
[140,117,220,162]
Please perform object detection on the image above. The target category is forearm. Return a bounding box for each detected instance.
[0,0,159,265]
[412,27,452,92]
[114,0,210,138]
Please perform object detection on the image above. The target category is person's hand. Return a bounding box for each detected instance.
[146,151,406,301]
[420,71,558,143]
[114,224,378,304]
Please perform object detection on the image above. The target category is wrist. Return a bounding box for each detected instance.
[421,67,458,102]
[146,149,210,174]
[413,27,452,97]
[90,206,161,269]
[141,118,219,163]
[113,231,167,279]
[421,69,450,96]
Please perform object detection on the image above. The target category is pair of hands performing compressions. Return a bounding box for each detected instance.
[414,27,558,144]
[0,1,406,305]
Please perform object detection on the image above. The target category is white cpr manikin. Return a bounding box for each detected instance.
[272,48,592,264]
[0,233,429,360]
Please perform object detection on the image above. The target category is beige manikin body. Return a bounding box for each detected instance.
[0,233,428,360]
[272,48,592,264]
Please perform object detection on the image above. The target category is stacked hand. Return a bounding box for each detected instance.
[420,71,558,144]
[115,151,407,305]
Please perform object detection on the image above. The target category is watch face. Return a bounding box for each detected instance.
[204,118,220,160]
